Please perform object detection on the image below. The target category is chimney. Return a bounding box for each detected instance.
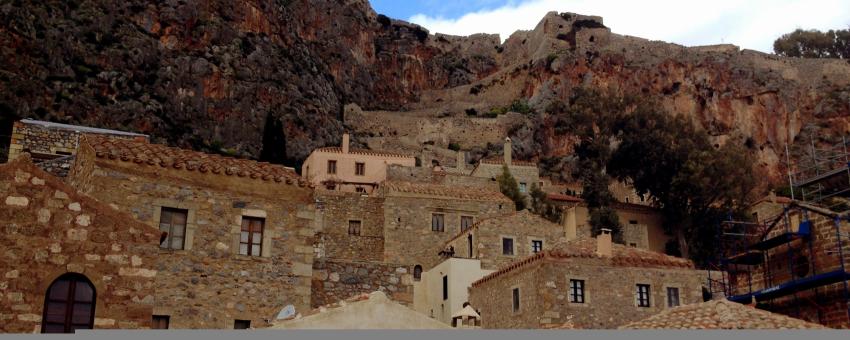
[563,207,577,241]
[503,137,512,166]
[456,150,465,170]
[342,133,350,154]
[596,228,612,257]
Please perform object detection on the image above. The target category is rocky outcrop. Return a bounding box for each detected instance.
[2,2,848,184]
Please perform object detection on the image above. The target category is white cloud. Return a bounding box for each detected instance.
[408,0,850,53]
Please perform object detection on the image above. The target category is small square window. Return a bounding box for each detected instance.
[502,238,514,256]
[519,182,527,193]
[355,187,366,193]
[327,160,337,174]
[569,279,585,303]
[629,243,637,248]
[512,288,520,312]
[152,315,170,329]
[355,162,365,176]
[234,319,251,329]
[432,214,445,232]
[667,287,680,307]
[348,220,361,236]
[636,284,651,307]
[629,220,638,225]
[460,216,474,232]
[531,240,543,253]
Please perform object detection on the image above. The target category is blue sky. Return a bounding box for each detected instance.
[369,0,850,53]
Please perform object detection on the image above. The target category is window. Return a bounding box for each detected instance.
[327,160,337,174]
[431,214,445,232]
[348,220,361,236]
[239,217,264,257]
[531,240,543,253]
[569,279,585,303]
[325,183,336,190]
[629,243,637,248]
[460,216,474,232]
[158,207,188,250]
[42,273,96,333]
[413,265,422,281]
[355,162,365,176]
[442,275,449,300]
[519,182,527,193]
[625,196,630,203]
[152,315,170,329]
[512,288,520,312]
[629,220,638,225]
[234,319,251,329]
[667,287,680,307]
[502,238,514,256]
[636,284,651,307]
[355,187,366,193]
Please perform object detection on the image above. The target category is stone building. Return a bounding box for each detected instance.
[302,133,415,193]
[0,155,160,333]
[6,119,148,177]
[469,231,708,329]
[380,180,514,270]
[67,135,318,329]
[549,193,672,253]
[469,137,540,198]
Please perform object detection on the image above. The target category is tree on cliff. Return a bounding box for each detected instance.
[497,165,527,211]
[773,28,850,59]
[529,184,561,223]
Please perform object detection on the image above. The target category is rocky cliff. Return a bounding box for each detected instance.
[2,1,848,184]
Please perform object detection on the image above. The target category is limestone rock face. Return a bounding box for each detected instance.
[2,3,848,183]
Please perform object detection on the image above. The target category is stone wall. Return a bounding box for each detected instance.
[7,121,147,162]
[383,195,511,270]
[314,191,384,261]
[68,145,317,329]
[447,210,566,270]
[310,259,414,308]
[387,165,498,190]
[0,156,159,332]
[469,256,708,329]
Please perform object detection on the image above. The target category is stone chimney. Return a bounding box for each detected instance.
[563,207,577,241]
[503,137,512,166]
[342,133,350,154]
[596,228,612,257]
[456,150,465,170]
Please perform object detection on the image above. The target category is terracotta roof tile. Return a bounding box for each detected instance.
[381,181,512,202]
[472,237,694,287]
[82,135,308,187]
[314,147,413,158]
[547,192,582,202]
[619,299,828,329]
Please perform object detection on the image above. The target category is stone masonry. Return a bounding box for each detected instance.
[314,190,385,262]
[0,155,160,332]
[68,135,317,329]
[310,259,413,308]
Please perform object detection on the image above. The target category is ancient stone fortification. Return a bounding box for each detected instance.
[68,136,317,329]
[310,259,413,308]
[0,156,159,332]
[469,239,707,329]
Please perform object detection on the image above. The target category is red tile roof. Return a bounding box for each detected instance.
[314,147,413,158]
[381,181,512,202]
[547,192,582,202]
[619,299,827,329]
[82,135,308,187]
[472,237,694,287]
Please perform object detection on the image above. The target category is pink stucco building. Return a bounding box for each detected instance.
[302,133,416,193]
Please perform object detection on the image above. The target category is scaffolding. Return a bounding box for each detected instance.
[707,135,850,327]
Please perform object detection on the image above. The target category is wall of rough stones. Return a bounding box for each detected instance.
[469,256,708,329]
[387,165,498,190]
[314,191,384,261]
[0,156,159,332]
[383,194,511,270]
[447,210,566,270]
[69,145,317,329]
[310,259,414,308]
[7,121,146,162]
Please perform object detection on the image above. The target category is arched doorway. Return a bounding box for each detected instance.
[42,273,96,333]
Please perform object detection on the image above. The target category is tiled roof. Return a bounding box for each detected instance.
[19,119,149,137]
[478,157,537,167]
[619,299,827,329]
[381,181,512,202]
[472,237,694,287]
[82,135,308,187]
[314,147,413,158]
[547,192,582,202]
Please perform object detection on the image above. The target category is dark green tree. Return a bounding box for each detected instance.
[773,28,850,59]
[497,165,526,211]
[529,183,562,223]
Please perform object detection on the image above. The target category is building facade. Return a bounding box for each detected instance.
[68,135,318,329]
[302,133,415,193]
[469,232,708,329]
[0,155,160,333]
[469,137,540,198]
